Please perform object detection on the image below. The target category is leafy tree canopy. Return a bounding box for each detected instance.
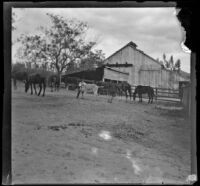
[16,13,101,77]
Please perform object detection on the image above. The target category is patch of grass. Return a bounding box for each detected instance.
[159,109,187,118]
[111,124,145,142]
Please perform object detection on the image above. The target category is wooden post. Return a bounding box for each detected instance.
[190,52,196,176]
[155,88,158,104]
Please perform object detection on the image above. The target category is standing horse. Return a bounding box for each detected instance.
[48,74,60,92]
[117,81,132,102]
[25,73,46,97]
[133,85,154,103]
[76,81,99,99]
[63,76,80,90]
[98,82,119,103]
[12,71,28,90]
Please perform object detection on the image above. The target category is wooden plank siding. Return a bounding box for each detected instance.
[103,41,189,90]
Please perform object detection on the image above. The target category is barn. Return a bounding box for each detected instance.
[63,41,190,92]
[103,41,190,90]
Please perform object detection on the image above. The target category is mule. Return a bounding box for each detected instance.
[25,73,46,97]
[76,81,99,99]
[133,85,154,103]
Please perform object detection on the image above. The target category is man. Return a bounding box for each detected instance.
[76,80,86,98]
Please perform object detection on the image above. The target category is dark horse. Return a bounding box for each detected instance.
[133,85,154,103]
[63,76,81,90]
[97,82,119,103]
[12,70,28,90]
[25,73,46,97]
[117,81,132,102]
[48,74,60,92]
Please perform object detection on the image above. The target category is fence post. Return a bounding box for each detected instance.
[155,88,158,102]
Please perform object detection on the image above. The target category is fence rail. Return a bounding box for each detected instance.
[130,85,181,102]
[65,77,181,103]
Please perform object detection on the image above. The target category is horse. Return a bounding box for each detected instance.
[63,76,81,90]
[48,74,60,92]
[76,81,99,99]
[117,81,132,102]
[97,82,119,103]
[107,83,119,103]
[12,70,28,90]
[133,85,154,103]
[25,73,46,97]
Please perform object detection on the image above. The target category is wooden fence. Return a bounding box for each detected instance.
[98,85,181,103]
[131,86,181,103]
[65,78,181,103]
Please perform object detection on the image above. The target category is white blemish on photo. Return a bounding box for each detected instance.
[125,150,141,175]
[99,130,112,141]
[91,147,98,155]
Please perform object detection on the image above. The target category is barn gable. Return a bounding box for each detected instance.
[104,41,161,68]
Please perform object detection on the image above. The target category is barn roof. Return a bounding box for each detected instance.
[63,66,104,81]
[104,41,137,62]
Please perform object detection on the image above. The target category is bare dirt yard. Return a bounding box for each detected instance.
[12,83,191,184]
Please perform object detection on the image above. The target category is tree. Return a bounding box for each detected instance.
[169,55,174,70]
[79,49,105,70]
[41,13,97,77]
[160,53,181,71]
[174,59,181,71]
[12,62,26,73]
[16,34,48,69]
[16,13,98,83]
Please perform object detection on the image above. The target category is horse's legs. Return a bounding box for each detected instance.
[81,91,84,99]
[30,83,33,95]
[76,89,80,98]
[129,90,132,101]
[33,83,37,95]
[125,92,128,102]
[42,82,46,97]
[38,83,42,96]
[139,94,142,102]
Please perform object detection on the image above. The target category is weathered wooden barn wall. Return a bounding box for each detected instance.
[103,41,189,89]
[160,70,187,89]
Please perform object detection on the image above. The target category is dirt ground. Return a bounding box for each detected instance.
[11,83,191,184]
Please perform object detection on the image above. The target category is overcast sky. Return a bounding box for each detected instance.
[12,7,191,73]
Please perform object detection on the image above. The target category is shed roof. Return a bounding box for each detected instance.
[104,66,129,75]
